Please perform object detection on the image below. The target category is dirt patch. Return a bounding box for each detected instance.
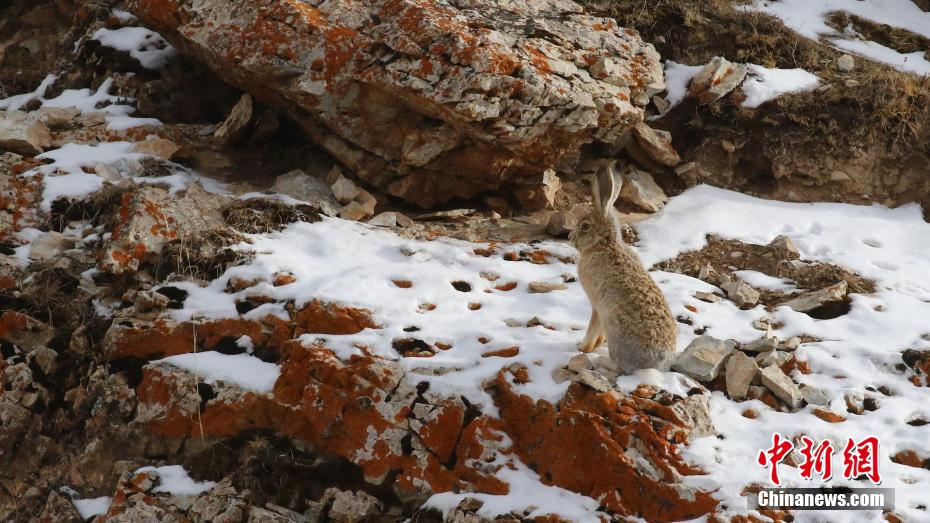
[653,235,874,306]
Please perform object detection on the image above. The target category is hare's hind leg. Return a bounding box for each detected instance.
[578,309,605,353]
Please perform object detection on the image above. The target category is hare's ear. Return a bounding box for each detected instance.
[595,160,622,216]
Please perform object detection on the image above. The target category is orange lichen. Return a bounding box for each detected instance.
[293,299,378,335]
[494,376,718,521]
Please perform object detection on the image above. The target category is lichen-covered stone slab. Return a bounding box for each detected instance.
[128,0,664,207]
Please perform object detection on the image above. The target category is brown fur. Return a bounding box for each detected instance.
[569,162,678,372]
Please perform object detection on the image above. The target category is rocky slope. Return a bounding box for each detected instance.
[2,0,930,522]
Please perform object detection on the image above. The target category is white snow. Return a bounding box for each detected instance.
[106,114,163,131]
[744,0,930,75]
[832,38,930,76]
[740,64,820,108]
[111,9,138,23]
[733,269,798,292]
[42,77,135,115]
[135,465,217,496]
[662,61,704,108]
[0,73,58,111]
[71,496,111,519]
[425,459,601,522]
[92,27,176,69]
[32,142,141,211]
[155,351,280,393]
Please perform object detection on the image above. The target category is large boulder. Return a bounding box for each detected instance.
[127,0,664,207]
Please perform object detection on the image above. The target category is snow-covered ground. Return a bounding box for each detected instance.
[152,185,930,521]
[744,0,930,75]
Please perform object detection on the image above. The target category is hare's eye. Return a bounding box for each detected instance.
[580,222,591,231]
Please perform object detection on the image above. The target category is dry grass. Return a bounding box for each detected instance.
[580,0,930,156]
[224,198,322,234]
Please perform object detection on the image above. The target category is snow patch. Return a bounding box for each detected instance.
[740,64,820,108]
[135,465,217,496]
[92,27,176,69]
[744,0,930,75]
[663,61,704,108]
[155,352,280,393]
[71,496,111,519]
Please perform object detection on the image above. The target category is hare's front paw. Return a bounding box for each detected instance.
[577,335,604,353]
[578,340,597,353]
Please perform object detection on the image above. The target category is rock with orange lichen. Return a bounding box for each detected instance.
[494,374,718,522]
[293,299,379,337]
[99,183,226,274]
[103,317,264,359]
[0,310,53,349]
[135,363,273,439]
[127,0,663,207]
[0,154,44,242]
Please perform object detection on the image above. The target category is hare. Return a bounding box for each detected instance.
[568,161,678,373]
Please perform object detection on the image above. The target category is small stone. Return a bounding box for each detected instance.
[755,350,792,369]
[741,337,778,353]
[546,204,584,237]
[721,280,760,308]
[29,347,58,375]
[479,271,499,282]
[268,169,338,215]
[354,188,377,215]
[513,169,561,210]
[28,231,77,261]
[618,165,668,212]
[725,351,758,399]
[331,175,360,204]
[768,235,800,260]
[368,212,398,227]
[694,291,721,303]
[837,54,855,72]
[672,336,733,382]
[845,79,860,88]
[35,107,80,128]
[697,264,716,282]
[132,138,179,160]
[567,354,594,372]
[651,95,671,115]
[338,201,372,221]
[571,368,614,392]
[830,170,852,182]
[720,139,736,153]
[504,319,522,327]
[759,365,803,408]
[688,57,748,105]
[323,488,382,521]
[551,367,575,384]
[780,337,801,351]
[630,122,681,166]
[527,281,567,293]
[778,281,848,313]
[674,161,699,176]
[670,392,715,438]
[801,384,831,406]
[0,110,52,155]
[214,93,253,145]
